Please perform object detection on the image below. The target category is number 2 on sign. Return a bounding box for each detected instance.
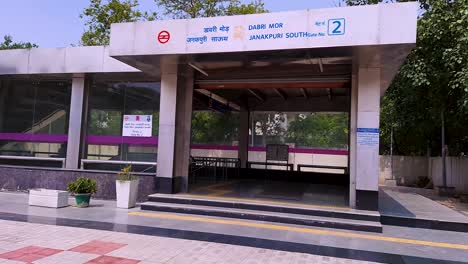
[328,18,345,35]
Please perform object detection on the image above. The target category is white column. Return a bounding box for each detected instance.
[156,56,194,193]
[65,74,85,169]
[239,109,249,168]
[354,66,381,210]
[349,69,358,208]
[173,65,194,192]
[156,56,179,193]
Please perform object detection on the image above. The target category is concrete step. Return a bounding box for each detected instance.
[140,201,383,233]
[147,193,380,222]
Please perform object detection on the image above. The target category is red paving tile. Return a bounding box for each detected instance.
[0,246,62,262]
[86,255,140,264]
[69,240,127,255]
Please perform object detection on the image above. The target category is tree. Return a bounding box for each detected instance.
[287,113,349,149]
[0,35,38,50]
[155,0,267,19]
[225,0,268,15]
[251,112,286,145]
[80,0,156,46]
[347,0,468,156]
[191,111,239,144]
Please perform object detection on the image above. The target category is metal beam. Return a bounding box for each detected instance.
[300,88,308,99]
[318,58,324,73]
[248,89,265,102]
[189,62,209,77]
[195,89,241,111]
[274,88,287,101]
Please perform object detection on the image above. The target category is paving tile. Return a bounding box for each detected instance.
[69,241,127,255]
[0,260,25,264]
[0,246,62,263]
[86,255,140,264]
[33,251,99,264]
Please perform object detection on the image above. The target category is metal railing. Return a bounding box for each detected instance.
[80,159,157,173]
[190,156,240,184]
[297,164,348,174]
[0,155,66,168]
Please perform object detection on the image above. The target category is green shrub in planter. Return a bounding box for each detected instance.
[67,178,97,208]
[117,165,138,181]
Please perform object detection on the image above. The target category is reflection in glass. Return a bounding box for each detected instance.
[85,80,160,172]
[0,78,71,165]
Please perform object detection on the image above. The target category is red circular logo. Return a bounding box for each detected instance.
[157,30,170,44]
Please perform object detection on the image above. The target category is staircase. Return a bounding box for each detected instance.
[140,194,382,233]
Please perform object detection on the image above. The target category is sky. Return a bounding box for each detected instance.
[0,0,335,48]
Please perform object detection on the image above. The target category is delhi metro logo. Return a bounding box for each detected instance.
[157,30,170,44]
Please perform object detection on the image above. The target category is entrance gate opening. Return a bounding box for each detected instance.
[187,49,351,207]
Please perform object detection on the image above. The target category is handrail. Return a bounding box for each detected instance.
[80,159,157,169]
[0,155,66,168]
[297,164,348,174]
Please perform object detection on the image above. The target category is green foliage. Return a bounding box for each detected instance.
[0,35,38,50]
[348,0,468,156]
[251,112,286,145]
[155,0,267,19]
[68,178,98,194]
[89,110,122,136]
[225,0,268,15]
[191,111,239,144]
[80,0,156,46]
[117,165,138,181]
[287,113,349,149]
[191,111,348,149]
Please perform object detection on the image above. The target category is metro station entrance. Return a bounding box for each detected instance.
[187,49,351,207]
[108,2,417,211]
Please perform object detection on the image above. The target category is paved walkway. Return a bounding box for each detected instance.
[0,220,378,264]
[0,192,467,263]
[379,187,468,223]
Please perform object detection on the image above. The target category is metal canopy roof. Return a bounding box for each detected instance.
[190,49,352,112]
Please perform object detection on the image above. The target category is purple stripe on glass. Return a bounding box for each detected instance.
[0,133,68,143]
[191,144,348,155]
[248,146,266,152]
[290,148,348,155]
[86,135,158,146]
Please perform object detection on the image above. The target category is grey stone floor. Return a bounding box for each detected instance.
[189,180,349,207]
[379,188,468,223]
[0,192,467,263]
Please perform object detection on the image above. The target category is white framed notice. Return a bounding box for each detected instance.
[122,115,152,137]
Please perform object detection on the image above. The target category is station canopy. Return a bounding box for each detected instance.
[108,3,417,112]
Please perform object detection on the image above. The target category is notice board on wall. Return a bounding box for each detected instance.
[122,115,152,137]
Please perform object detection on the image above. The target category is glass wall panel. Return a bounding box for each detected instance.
[190,111,239,159]
[249,111,348,149]
[248,111,349,171]
[0,78,71,167]
[84,79,160,172]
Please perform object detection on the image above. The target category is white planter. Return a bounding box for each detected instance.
[28,189,69,208]
[116,179,139,209]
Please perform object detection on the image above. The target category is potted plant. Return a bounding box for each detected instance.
[67,177,97,208]
[116,165,139,209]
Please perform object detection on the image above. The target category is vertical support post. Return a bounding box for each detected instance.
[65,74,85,169]
[349,67,358,208]
[239,109,249,168]
[173,65,194,193]
[354,66,381,211]
[0,80,6,131]
[156,56,193,194]
[441,110,447,187]
[156,56,179,193]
